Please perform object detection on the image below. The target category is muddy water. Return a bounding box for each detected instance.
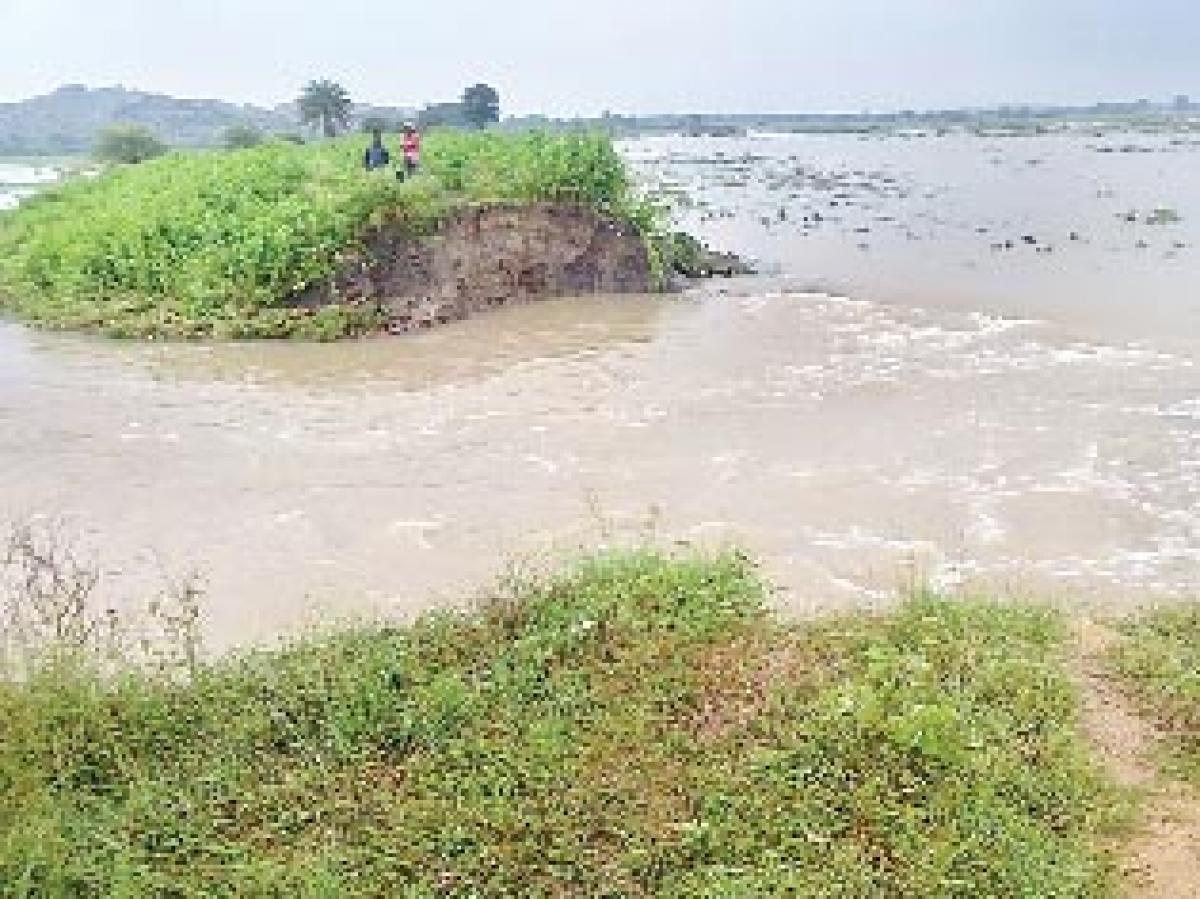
[0,160,65,210]
[3,133,1199,650]
[633,131,1200,345]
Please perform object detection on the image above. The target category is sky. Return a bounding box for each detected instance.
[2,0,1198,115]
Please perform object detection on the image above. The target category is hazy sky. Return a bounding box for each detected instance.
[2,0,1198,115]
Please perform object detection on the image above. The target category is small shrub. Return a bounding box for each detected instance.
[0,519,205,681]
[93,124,168,165]
[222,123,265,150]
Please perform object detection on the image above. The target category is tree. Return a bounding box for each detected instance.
[298,80,353,138]
[93,124,168,164]
[222,123,264,150]
[461,84,500,130]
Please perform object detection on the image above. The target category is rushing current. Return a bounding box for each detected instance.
[1,132,1198,650]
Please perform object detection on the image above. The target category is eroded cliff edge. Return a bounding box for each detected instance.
[292,203,748,333]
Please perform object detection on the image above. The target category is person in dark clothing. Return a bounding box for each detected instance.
[363,130,391,171]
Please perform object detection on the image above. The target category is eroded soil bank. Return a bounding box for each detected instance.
[293,203,656,333]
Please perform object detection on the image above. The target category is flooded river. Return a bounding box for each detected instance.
[2,133,1199,650]
[0,159,64,210]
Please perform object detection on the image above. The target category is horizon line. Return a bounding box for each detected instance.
[2,81,1196,121]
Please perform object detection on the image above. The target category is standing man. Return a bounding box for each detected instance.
[363,129,391,171]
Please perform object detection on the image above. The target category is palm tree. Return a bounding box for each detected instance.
[298,80,353,138]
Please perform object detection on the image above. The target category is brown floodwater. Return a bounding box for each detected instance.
[2,132,1198,651]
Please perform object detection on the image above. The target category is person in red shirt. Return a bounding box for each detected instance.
[401,124,421,179]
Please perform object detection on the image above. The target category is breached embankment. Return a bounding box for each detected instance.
[294,203,655,333]
[293,202,752,333]
[0,132,751,340]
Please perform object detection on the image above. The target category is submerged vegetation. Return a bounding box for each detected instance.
[0,131,661,339]
[0,549,1123,897]
[1111,606,1200,786]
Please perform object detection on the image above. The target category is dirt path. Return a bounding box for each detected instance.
[1070,619,1200,897]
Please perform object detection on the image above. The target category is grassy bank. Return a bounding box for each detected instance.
[1110,606,1200,785]
[1,550,1121,897]
[0,132,660,340]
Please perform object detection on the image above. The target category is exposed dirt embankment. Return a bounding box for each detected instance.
[295,203,655,333]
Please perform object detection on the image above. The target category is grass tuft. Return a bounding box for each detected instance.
[1110,604,1200,785]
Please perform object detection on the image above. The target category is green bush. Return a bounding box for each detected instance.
[0,131,662,340]
[93,124,168,165]
[222,123,265,150]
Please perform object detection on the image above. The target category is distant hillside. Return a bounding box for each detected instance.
[0,85,288,154]
[0,85,416,156]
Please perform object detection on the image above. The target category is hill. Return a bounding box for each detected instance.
[0,85,417,155]
[0,85,289,154]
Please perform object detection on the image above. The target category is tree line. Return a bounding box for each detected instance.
[94,80,501,164]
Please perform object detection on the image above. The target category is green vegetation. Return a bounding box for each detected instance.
[418,101,470,130]
[653,231,752,280]
[1111,605,1200,785]
[92,124,168,165]
[461,83,502,130]
[0,550,1121,897]
[298,80,353,139]
[1146,206,1183,226]
[415,85,502,132]
[222,123,265,151]
[0,130,660,339]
